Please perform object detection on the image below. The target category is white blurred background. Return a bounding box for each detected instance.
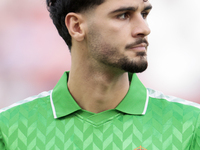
[0,0,200,109]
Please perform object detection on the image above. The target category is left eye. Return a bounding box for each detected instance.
[141,12,148,19]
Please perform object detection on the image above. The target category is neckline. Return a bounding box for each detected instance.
[75,109,121,126]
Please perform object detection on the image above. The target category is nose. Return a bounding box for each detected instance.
[131,15,151,38]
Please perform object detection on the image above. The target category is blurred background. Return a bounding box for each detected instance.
[0,0,200,109]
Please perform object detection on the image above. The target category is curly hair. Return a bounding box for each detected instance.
[46,0,105,50]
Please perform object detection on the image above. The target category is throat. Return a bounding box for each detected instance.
[68,72,130,113]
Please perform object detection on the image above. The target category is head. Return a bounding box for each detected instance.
[47,0,152,73]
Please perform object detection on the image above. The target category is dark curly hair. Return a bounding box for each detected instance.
[46,0,105,50]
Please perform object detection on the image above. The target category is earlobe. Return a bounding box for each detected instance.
[65,13,85,42]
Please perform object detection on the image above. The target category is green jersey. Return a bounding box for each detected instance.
[0,72,200,150]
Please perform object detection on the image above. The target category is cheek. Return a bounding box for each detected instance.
[105,23,131,45]
[94,17,131,40]
[89,21,130,52]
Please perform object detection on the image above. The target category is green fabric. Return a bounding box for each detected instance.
[51,72,81,118]
[0,72,200,149]
[0,128,6,150]
[51,72,148,118]
[116,73,147,114]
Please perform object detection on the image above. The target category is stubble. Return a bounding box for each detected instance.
[87,28,148,73]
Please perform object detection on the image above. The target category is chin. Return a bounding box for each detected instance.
[121,59,148,73]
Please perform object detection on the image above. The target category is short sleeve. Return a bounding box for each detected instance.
[0,127,6,150]
[190,113,200,150]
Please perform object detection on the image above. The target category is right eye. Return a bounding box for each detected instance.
[117,12,131,20]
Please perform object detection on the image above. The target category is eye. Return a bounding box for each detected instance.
[141,12,148,19]
[117,12,131,20]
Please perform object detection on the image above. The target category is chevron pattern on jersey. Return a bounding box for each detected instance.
[1,93,200,150]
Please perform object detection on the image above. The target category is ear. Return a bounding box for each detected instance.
[65,13,85,42]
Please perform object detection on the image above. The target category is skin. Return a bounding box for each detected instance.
[65,0,152,113]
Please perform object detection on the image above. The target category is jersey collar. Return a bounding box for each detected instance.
[115,73,149,115]
[50,72,81,118]
[50,72,149,119]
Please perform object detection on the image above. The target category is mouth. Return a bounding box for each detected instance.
[128,43,147,52]
[125,39,149,51]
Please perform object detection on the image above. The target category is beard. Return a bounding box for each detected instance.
[87,28,148,73]
[98,50,148,73]
[116,52,148,73]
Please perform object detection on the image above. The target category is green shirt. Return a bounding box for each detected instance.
[0,72,200,150]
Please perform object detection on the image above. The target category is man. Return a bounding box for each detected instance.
[0,0,200,149]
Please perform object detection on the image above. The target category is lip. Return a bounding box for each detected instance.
[129,43,147,51]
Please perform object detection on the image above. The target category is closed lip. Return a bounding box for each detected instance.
[130,43,147,49]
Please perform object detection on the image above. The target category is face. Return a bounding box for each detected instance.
[84,0,152,73]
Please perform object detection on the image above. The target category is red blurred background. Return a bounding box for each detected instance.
[0,0,200,109]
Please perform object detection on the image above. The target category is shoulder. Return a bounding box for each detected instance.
[147,88,200,112]
[147,88,200,130]
[0,90,53,148]
[0,90,52,116]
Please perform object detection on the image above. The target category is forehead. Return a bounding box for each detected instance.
[100,0,151,9]
[84,0,152,20]
[96,0,151,13]
[102,0,150,5]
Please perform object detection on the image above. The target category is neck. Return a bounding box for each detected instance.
[68,64,130,113]
[68,45,130,113]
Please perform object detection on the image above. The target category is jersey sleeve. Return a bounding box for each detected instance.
[0,127,6,150]
[0,112,6,150]
[190,113,200,150]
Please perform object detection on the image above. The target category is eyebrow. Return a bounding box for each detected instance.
[109,4,152,14]
[109,6,138,14]
[143,5,152,11]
